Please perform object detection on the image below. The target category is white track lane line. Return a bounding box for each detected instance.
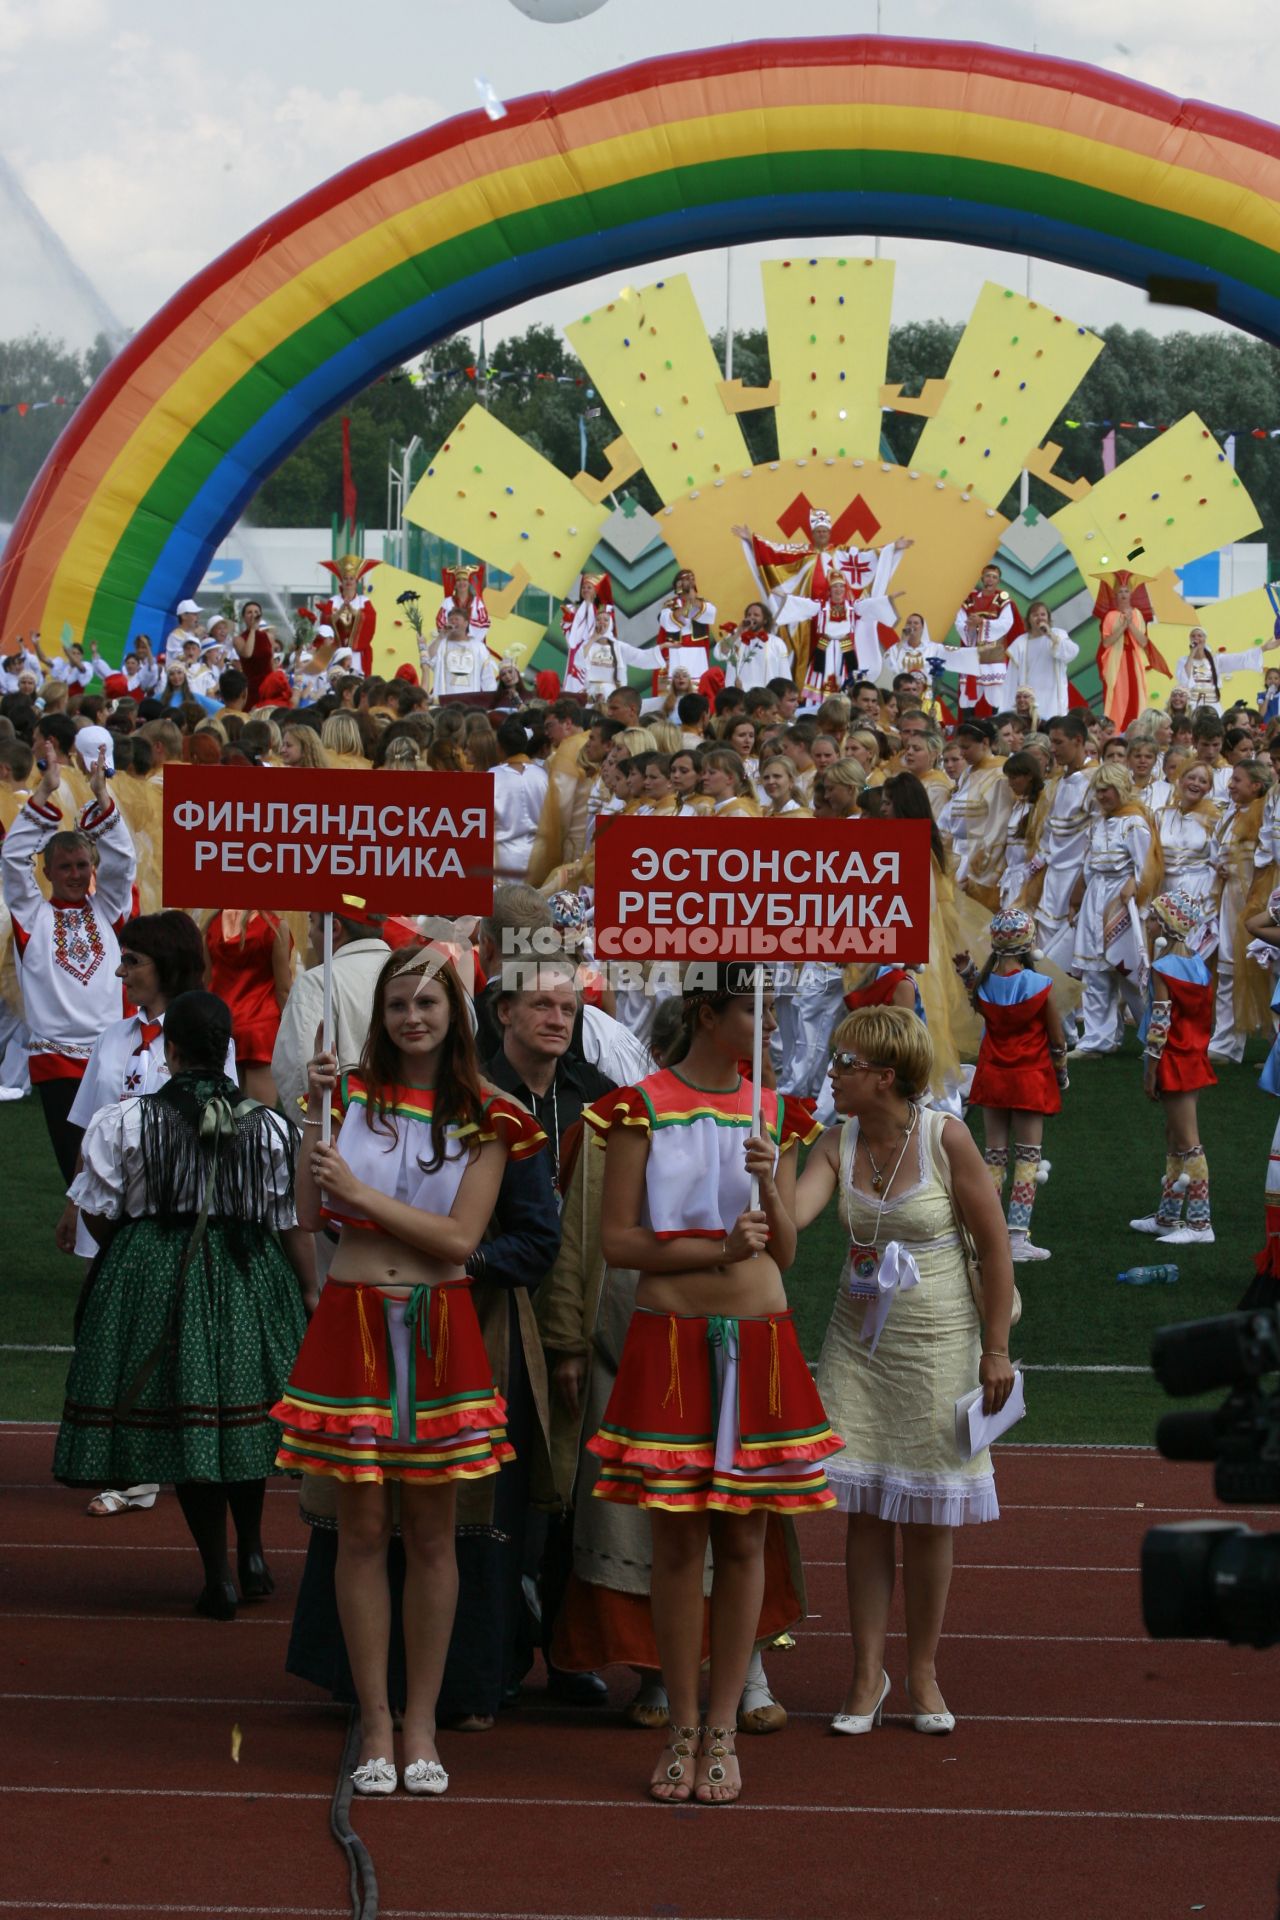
[3,1691,1274,1730]
[2,1785,1276,1823]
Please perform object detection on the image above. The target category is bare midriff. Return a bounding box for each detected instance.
[637,1252,787,1320]
[326,1226,465,1300]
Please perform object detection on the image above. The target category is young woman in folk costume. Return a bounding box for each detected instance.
[1156,762,1221,908]
[963,751,1046,913]
[271,945,546,1796]
[1130,892,1217,1247]
[1208,759,1274,1062]
[1070,766,1163,1059]
[967,910,1069,1265]
[584,970,839,1805]
[561,572,657,702]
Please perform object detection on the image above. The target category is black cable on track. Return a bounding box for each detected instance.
[331,1708,380,1920]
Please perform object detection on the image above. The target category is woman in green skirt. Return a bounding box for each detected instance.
[53,991,316,1618]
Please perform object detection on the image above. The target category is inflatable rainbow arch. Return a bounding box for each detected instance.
[3,35,1279,653]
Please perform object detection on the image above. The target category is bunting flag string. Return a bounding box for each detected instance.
[0,395,81,418]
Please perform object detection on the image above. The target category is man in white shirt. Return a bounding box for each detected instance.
[37,639,94,690]
[425,606,499,697]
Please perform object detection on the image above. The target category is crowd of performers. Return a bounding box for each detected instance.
[7,514,1280,1806]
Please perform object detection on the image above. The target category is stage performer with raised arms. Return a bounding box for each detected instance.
[584,968,838,1806]
[319,554,379,677]
[732,507,910,693]
[271,944,546,1797]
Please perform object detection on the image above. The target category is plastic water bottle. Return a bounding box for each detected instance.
[1116,1264,1179,1286]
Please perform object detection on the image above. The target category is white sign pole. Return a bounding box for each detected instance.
[749,964,764,1209]
[320,911,335,1147]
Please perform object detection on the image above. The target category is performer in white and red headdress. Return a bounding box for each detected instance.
[952,563,1024,716]
[319,555,379,676]
[561,572,658,702]
[654,566,717,692]
[734,507,910,693]
[435,564,491,641]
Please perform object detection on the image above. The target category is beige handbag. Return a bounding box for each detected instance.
[926,1108,1022,1330]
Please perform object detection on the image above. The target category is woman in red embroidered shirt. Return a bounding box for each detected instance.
[585,969,838,1807]
[272,946,543,1798]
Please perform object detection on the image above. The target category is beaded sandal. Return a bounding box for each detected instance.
[695,1725,741,1805]
[648,1723,698,1802]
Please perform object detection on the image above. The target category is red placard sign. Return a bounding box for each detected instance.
[594,816,932,962]
[163,767,494,914]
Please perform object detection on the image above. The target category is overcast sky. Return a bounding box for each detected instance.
[2,0,1277,357]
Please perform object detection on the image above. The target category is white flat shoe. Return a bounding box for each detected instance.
[1009,1234,1051,1263]
[404,1758,448,1796]
[1129,1215,1171,1235]
[351,1756,397,1795]
[830,1670,890,1735]
[906,1690,956,1735]
[1157,1225,1215,1246]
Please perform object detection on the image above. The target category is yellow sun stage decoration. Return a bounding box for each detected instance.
[403,261,1263,682]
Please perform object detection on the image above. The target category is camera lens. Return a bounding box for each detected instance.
[1143,1522,1280,1648]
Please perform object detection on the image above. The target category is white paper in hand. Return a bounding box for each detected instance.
[954,1370,1026,1459]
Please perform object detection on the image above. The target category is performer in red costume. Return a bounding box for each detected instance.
[952,563,1024,716]
[1131,891,1216,1248]
[733,507,909,694]
[319,555,379,676]
[435,564,491,640]
[967,910,1069,1265]
[1094,571,1169,733]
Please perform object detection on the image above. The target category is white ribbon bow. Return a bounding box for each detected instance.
[858,1240,921,1357]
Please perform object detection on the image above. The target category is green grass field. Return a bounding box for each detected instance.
[2,1039,1268,1442]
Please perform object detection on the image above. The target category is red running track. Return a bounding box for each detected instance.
[2,1425,1279,1920]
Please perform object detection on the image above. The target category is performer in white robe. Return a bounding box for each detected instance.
[713,611,793,692]
[733,506,911,691]
[425,608,499,696]
[561,573,657,702]
[778,567,896,701]
[1174,625,1280,714]
[881,611,949,685]
[434,563,491,642]
[655,568,716,686]
[1002,601,1079,718]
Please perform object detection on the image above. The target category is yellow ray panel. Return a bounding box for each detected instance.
[564,277,748,503]
[652,458,1006,650]
[914,284,1103,508]
[1051,415,1262,586]
[1200,587,1279,655]
[367,560,546,677]
[762,256,895,462]
[405,406,607,596]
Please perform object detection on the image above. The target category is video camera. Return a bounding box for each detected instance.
[1141,1307,1280,1650]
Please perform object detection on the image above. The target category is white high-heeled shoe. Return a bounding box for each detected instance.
[830,1670,890,1735]
[906,1687,955,1735]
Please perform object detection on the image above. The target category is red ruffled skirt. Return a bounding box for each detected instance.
[271,1281,512,1485]
[587,1308,840,1515]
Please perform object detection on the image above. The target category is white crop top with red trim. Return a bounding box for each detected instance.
[584,1068,820,1240]
[324,1076,545,1231]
